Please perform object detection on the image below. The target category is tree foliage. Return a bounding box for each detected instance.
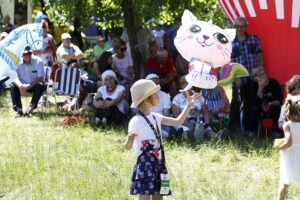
[34,0,226,30]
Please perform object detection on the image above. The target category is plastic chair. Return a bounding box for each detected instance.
[52,67,81,115]
[257,118,273,139]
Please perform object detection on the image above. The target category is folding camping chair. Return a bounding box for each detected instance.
[52,66,81,115]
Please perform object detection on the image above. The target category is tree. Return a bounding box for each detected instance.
[34,0,227,77]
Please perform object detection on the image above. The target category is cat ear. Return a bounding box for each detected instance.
[182,10,198,25]
[224,28,236,41]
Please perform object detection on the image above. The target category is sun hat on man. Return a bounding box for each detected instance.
[102,70,117,81]
[130,79,160,108]
[61,33,71,40]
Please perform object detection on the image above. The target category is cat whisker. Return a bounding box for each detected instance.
[176,35,186,39]
[221,51,225,58]
[177,38,186,43]
[223,49,230,57]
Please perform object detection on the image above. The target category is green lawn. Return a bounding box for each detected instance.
[0,92,299,200]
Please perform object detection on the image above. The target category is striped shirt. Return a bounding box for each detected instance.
[203,89,224,112]
[231,33,262,78]
[17,55,44,84]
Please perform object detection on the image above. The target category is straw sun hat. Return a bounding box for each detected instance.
[130,79,160,108]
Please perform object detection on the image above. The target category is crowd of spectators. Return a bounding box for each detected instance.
[0,13,287,140]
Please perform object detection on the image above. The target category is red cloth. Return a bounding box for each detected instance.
[145,56,175,78]
[61,116,87,124]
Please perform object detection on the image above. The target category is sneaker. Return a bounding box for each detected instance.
[25,107,34,118]
[102,117,107,127]
[16,110,23,118]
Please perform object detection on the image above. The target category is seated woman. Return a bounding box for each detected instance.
[251,67,283,134]
[172,76,216,140]
[203,85,230,122]
[92,70,127,126]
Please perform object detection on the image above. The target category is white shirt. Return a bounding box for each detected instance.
[17,55,44,84]
[112,54,133,79]
[151,90,171,115]
[36,34,55,66]
[56,43,82,66]
[128,112,163,158]
[172,92,205,119]
[97,84,126,113]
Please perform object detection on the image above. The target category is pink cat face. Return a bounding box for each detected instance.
[174,10,233,67]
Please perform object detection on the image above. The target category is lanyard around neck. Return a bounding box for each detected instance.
[138,111,161,141]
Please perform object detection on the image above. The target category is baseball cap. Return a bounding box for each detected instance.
[145,73,159,80]
[98,36,105,41]
[23,46,33,54]
[61,33,71,40]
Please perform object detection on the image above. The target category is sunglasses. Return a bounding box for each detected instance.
[120,47,127,51]
[190,86,202,94]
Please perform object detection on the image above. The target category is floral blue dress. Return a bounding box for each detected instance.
[130,139,170,195]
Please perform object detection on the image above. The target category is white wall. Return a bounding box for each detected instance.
[0,0,15,24]
[0,0,32,24]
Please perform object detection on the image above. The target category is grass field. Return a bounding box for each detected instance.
[0,92,299,200]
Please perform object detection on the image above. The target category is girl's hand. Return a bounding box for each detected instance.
[274,139,284,147]
[128,132,137,141]
[185,90,201,105]
[124,132,137,150]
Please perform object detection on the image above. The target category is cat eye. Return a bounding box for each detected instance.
[189,24,201,33]
[213,32,229,44]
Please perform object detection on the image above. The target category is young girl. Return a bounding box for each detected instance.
[274,96,300,200]
[124,79,198,200]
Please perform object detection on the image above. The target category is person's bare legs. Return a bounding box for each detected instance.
[277,183,288,200]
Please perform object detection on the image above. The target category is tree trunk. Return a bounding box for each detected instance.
[73,17,84,50]
[39,0,46,14]
[121,0,140,79]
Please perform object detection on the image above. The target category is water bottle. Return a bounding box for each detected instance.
[194,116,205,140]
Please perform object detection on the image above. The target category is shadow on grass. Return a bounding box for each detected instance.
[1,92,275,156]
[163,128,275,157]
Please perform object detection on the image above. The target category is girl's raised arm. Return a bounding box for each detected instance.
[162,92,199,126]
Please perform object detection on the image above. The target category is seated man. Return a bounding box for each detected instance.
[10,46,46,117]
[251,67,283,134]
[93,36,111,58]
[145,48,177,98]
[172,76,216,140]
[56,33,83,68]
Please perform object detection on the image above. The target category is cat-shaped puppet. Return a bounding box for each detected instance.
[174,10,248,89]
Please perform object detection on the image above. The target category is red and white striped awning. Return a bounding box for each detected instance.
[219,0,300,86]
